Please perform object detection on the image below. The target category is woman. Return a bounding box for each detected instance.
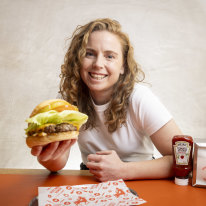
[31,18,182,182]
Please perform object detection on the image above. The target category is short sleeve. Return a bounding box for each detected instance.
[130,85,172,136]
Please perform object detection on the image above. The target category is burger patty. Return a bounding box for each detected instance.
[28,123,77,136]
[44,123,77,133]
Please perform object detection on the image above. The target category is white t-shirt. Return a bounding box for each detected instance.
[78,84,172,164]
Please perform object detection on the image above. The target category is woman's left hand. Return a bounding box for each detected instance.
[86,150,125,182]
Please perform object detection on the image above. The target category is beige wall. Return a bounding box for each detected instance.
[0,0,205,169]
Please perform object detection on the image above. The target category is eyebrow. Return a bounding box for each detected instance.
[86,48,119,56]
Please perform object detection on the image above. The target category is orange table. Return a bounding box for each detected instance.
[0,168,205,206]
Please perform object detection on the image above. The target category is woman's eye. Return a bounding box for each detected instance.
[107,54,114,59]
[86,51,94,57]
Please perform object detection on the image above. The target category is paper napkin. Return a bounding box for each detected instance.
[38,179,146,206]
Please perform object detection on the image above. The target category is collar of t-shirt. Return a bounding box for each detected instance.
[90,97,110,112]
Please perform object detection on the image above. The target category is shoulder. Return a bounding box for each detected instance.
[129,83,154,105]
[129,83,172,136]
[131,83,153,96]
[129,83,170,113]
[127,83,154,124]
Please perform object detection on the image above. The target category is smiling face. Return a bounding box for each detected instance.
[80,30,124,105]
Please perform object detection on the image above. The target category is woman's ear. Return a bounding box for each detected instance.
[120,66,125,74]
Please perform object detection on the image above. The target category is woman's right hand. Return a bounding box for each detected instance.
[31,139,76,171]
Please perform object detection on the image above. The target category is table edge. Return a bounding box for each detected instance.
[0,168,91,176]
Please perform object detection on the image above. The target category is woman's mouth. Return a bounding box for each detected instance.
[89,72,107,80]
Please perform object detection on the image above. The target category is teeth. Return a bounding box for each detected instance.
[90,73,106,80]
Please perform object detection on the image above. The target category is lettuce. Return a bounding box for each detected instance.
[25,110,88,133]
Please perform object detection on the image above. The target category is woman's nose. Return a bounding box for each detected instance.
[93,55,104,69]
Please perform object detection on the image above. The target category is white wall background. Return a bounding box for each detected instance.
[0,0,205,170]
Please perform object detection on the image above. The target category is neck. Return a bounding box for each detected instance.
[90,92,111,105]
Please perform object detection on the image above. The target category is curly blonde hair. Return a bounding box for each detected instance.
[59,18,145,132]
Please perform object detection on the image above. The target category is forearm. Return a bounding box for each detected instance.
[38,150,70,172]
[121,155,174,180]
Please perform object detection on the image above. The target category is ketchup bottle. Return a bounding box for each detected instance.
[172,135,193,186]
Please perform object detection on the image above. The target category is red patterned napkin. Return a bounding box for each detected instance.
[38,179,146,205]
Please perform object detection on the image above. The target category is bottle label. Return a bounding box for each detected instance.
[173,141,191,165]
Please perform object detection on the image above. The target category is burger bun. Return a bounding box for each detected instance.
[26,131,79,148]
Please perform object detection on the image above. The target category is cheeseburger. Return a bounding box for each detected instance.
[25,99,88,148]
